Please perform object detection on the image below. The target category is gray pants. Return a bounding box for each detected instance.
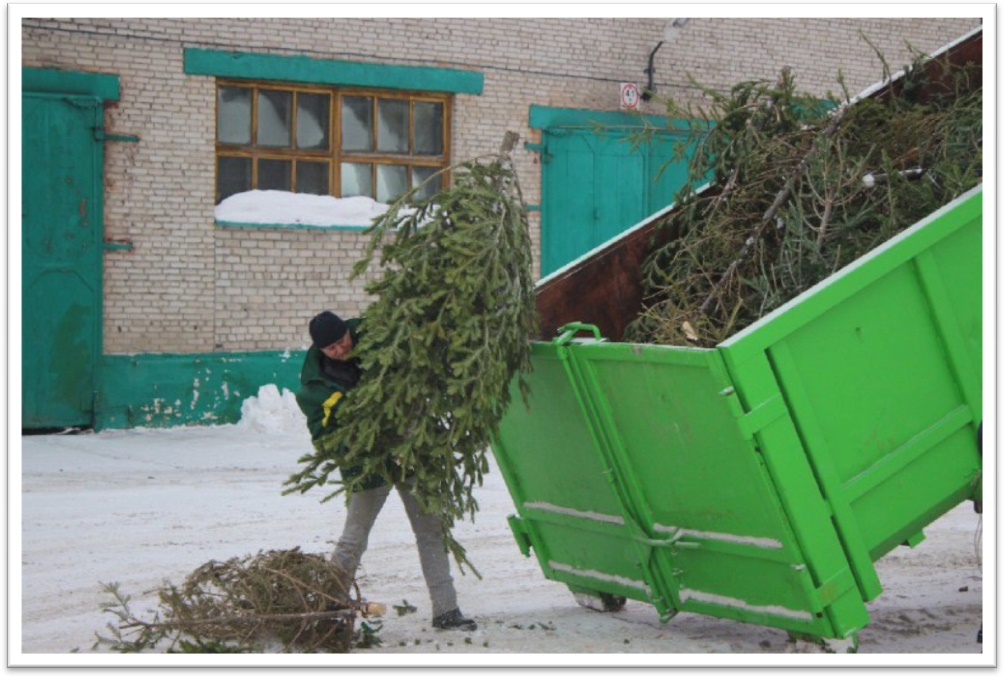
[332,481,458,618]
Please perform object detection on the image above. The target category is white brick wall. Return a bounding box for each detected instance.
[21,17,980,353]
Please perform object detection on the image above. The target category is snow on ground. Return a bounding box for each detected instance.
[15,386,987,667]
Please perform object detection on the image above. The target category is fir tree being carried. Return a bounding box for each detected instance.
[284,133,538,575]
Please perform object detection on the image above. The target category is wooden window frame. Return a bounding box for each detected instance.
[215,78,452,204]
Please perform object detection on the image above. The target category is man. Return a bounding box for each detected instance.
[296,310,476,631]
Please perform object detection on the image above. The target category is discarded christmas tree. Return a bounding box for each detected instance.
[625,42,982,346]
[94,548,384,653]
[284,134,538,574]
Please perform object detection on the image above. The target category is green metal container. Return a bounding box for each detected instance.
[490,186,982,649]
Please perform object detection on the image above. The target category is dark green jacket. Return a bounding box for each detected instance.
[295,318,386,491]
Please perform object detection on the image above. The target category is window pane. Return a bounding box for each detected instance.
[377,99,409,153]
[342,96,373,151]
[257,89,292,147]
[376,164,408,203]
[411,166,443,200]
[296,161,329,195]
[297,93,330,150]
[218,87,252,145]
[258,159,292,192]
[341,162,373,198]
[414,102,444,155]
[217,156,251,203]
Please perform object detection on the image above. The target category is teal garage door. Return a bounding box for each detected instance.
[529,106,695,277]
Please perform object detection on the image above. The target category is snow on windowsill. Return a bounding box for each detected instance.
[214,190,391,230]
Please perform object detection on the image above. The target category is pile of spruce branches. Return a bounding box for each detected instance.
[624,43,982,347]
[94,548,381,653]
[284,134,538,575]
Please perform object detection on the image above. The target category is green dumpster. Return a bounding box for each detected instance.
[490,185,982,649]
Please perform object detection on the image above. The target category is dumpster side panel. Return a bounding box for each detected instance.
[721,187,982,587]
[490,342,653,601]
[493,187,980,643]
[491,345,623,516]
[572,347,793,542]
[524,520,654,602]
[566,342,868,637]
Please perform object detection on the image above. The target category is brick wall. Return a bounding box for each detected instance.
[21,16,980,353]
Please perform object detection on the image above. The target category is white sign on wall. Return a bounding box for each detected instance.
[620,82,640,110]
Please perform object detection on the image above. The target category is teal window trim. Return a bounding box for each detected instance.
[184,48,483,95]
[528,101,831,133]
[529,105,690,132]
[22,67,120,101]
[215,219,370,232]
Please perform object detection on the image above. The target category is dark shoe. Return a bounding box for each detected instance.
[432,608,477,631]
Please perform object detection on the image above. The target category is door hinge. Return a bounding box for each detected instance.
[523,141,552,164]
[94,128,140,143]
[103,238,134,252]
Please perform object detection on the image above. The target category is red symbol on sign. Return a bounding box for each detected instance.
[620,83,640,110]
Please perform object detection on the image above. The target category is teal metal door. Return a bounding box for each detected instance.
[22,93,105,428]
[539,126,690,277]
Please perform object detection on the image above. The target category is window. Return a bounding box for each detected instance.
[215,80,450,205]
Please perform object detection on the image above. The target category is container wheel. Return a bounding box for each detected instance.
[571,590,627,613]
[786,631,859,653]
[822,635,859,653]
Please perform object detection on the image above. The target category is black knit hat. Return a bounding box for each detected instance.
[309,311,348,348]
